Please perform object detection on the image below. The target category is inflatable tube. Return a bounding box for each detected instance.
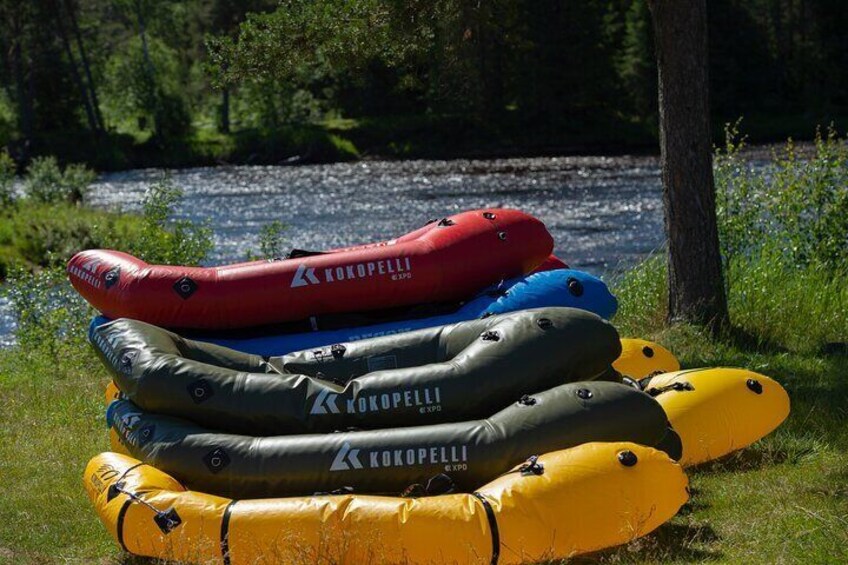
[92,308,621,435]
[642,368,790,466]
[85,443,688,565]
[614,339,680,380]
[69,209,553,330]
[90,267,617,357]
[107,381,677,498]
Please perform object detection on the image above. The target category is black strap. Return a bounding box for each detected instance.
[112,462,145,553]
[473,492,500,565]
[115,498,133,553]
[645,381,694,397]
[220,500,237,565]
[286,249,327,259]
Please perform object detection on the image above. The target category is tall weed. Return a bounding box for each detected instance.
[617,124,848,352]
[715,122,848,272]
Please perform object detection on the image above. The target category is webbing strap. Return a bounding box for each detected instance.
[220,500,238,565]
[473,492,500,565]
[112,462,144,553]
[115,498,133,553]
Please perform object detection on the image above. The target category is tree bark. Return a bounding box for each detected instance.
[65,0,104,132]
[11,17,34,151]
[648,0,729,331]
[52,0,99,134]
[135,0,161,137]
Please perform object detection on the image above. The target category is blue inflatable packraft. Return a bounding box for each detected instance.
[90,268,616,357]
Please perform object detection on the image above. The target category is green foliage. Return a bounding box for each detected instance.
[3,265,92,352]
[0,89,15,146]
[0,150,15,208]
[716,123,848,271]
[22,157,96,205]
[128,174,213,265]
[616,127,848,353]
[615,0,656,118]
[207,0,392,87]
[727,246,848,351]
[0,204,145,275]
[610,253,667,337]
[258,220,288,260]
[3,0,848,166]
[103,36,192,140]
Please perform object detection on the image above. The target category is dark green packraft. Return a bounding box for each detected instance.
[108,379,678,498]
[93,307,621,434]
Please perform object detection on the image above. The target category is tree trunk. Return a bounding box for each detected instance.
[11,24,34,152]
[65,0,104,132]
[648,0,728,331]
[52,0,99,134]
[135,0,161,137]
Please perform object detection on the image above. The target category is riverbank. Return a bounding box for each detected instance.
[18,111,847,171]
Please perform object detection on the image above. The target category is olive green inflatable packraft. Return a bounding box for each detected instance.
[93,308,621,435]
[108,380,679,498]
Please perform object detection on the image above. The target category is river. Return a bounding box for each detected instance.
[0,154,666,346]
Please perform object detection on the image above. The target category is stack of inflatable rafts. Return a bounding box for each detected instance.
[68,209,790,564]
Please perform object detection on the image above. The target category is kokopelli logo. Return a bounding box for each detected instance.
[120,412,142,429]
[290,258,413,288]
[330,442,363,471]
[69,256,104,288]
[310,389,340,415]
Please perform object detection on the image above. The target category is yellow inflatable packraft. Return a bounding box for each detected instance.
[614,338,680,379]
[85,442,688,564]
[643,368,790,466]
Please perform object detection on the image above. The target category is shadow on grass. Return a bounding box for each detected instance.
[564,521,722,564]
[722,324,791,356]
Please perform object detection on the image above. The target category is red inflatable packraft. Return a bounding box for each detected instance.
[68,209,554,329]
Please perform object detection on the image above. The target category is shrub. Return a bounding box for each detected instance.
[23,157,96,205]
[0,150,15,208]
[258,221,289,260]
[127,174,213,265]
[715,122,848,273]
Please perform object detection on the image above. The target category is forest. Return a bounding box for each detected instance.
[2,0,848,169]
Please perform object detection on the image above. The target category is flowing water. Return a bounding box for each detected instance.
[0,154,667,346]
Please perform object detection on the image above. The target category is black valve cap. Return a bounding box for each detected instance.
[567,277,584,297]
[481,330,501,342]
[618,450,638,467]
[203,447,231,474]
[518,394,537,406]
[746,378,763,394]
[187,379,214,404]
[536,317,553,330]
